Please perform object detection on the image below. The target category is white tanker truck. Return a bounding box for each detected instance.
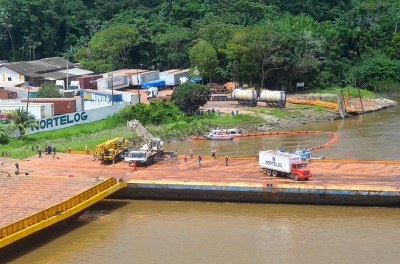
[259,90,286,108]
[232,89,258,106]
[227,88,286,107]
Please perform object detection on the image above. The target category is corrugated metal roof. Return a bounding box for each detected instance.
[2,57,74,78]
[59,68,93,75]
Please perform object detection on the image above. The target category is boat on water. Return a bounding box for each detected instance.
[278,146,325,161]
[204,130,234,140]
[209,128,242,136]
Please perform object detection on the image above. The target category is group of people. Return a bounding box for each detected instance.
[181,148,229,166]
[34,144,56,158]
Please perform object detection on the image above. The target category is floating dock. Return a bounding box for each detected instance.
[1,153,399,254]
[112,158,400,207]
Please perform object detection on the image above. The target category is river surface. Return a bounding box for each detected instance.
[9,98,400,264]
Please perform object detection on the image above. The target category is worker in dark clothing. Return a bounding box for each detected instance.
[225,155,229,166]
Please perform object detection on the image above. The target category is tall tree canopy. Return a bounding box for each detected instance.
[0,0,399,92]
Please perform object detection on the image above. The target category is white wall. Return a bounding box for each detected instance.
[0,66,25,85]
[8,103,129,138]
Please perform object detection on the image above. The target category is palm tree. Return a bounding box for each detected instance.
[10,108,38,138]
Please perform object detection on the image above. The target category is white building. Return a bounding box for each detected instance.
[0,57,93,87]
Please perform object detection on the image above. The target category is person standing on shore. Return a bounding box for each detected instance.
[198,155,202,166]
[189,149,194,159]
[225,155,229,166]
[211,149,216,159]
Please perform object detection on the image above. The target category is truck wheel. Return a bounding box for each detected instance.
[272,171,278,177]
[266,170,272,176]
[293,174,298,181]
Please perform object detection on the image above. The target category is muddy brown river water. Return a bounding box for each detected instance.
[8,98,400,264]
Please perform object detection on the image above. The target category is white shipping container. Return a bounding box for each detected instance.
[0,103,54,119]
[160,69,189,86]
[259,90,286,102]
[97,75,130,90]
[258,150,302,173]
[232,89,257,100]
[160,69,180,86]
[131,70,160,86]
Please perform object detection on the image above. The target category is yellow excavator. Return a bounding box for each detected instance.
[95,137,128,163]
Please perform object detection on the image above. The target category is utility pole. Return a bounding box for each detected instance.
[136,65,141,104]
[66,58,69,91]
[108,73,114,105]
[26,86,30,119]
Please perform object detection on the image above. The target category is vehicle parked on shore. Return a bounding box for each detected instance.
[125,119,164,166]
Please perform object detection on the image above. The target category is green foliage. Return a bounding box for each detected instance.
[268,109,288,118]
[88,24,139,68]
[171,83,210,113]
[351,52,400,91]
[126,102,185,125]
[0,125,10,144]
[10,108,39,138]
[189,39,218,82]
[0,0,399,93]
[1,106,265,159]
[37,82,62,98]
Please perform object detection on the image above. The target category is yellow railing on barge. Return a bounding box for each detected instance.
[0,177,126,249]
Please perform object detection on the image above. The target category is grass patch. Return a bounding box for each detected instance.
[299,86,376,99]
[2,112,265,159]
[313,105,325,112]
[268,109,288,118]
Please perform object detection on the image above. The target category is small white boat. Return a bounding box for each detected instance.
[204,131,234,140]
[209,128,242,136]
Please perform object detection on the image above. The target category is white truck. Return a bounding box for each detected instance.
[55,80,65,90]
[259,150,312,181]
[125,119,164,166]
[68,81,81,95]
[146,87,158,100]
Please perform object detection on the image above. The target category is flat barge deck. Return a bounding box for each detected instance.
[1,153,399,206]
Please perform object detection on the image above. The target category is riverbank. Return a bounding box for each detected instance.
[202,95,398,133]
[1,93,397,160]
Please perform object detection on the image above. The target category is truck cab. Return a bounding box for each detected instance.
[146,87,158,100]
[68,81,81,96]
[291,162,312,180]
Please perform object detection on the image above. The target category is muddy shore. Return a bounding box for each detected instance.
[202,95,398,132]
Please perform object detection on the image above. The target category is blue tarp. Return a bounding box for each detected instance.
[189,77,202,83]
[141,80,166,88]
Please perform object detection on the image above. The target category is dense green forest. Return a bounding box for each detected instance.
[1,0,399,91]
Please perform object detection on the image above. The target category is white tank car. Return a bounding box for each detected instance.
[232,89,257,106]
[259,90,286,108]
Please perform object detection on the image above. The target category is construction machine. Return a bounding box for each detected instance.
[125,120,164,166]
[95,137,128,163]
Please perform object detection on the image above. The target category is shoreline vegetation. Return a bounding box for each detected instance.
[0,93,398,160]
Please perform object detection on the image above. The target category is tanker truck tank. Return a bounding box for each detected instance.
[232,89,257,106]
[259,90,286,108]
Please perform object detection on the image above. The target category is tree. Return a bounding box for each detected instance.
[0,125,10,144]
[226,25,285,88]
[171,83,210,113]
[88,24,140,68]
[10,108,38,138]
[37,82,62,98]
[189,40,218,83]
[153,25,192,69]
